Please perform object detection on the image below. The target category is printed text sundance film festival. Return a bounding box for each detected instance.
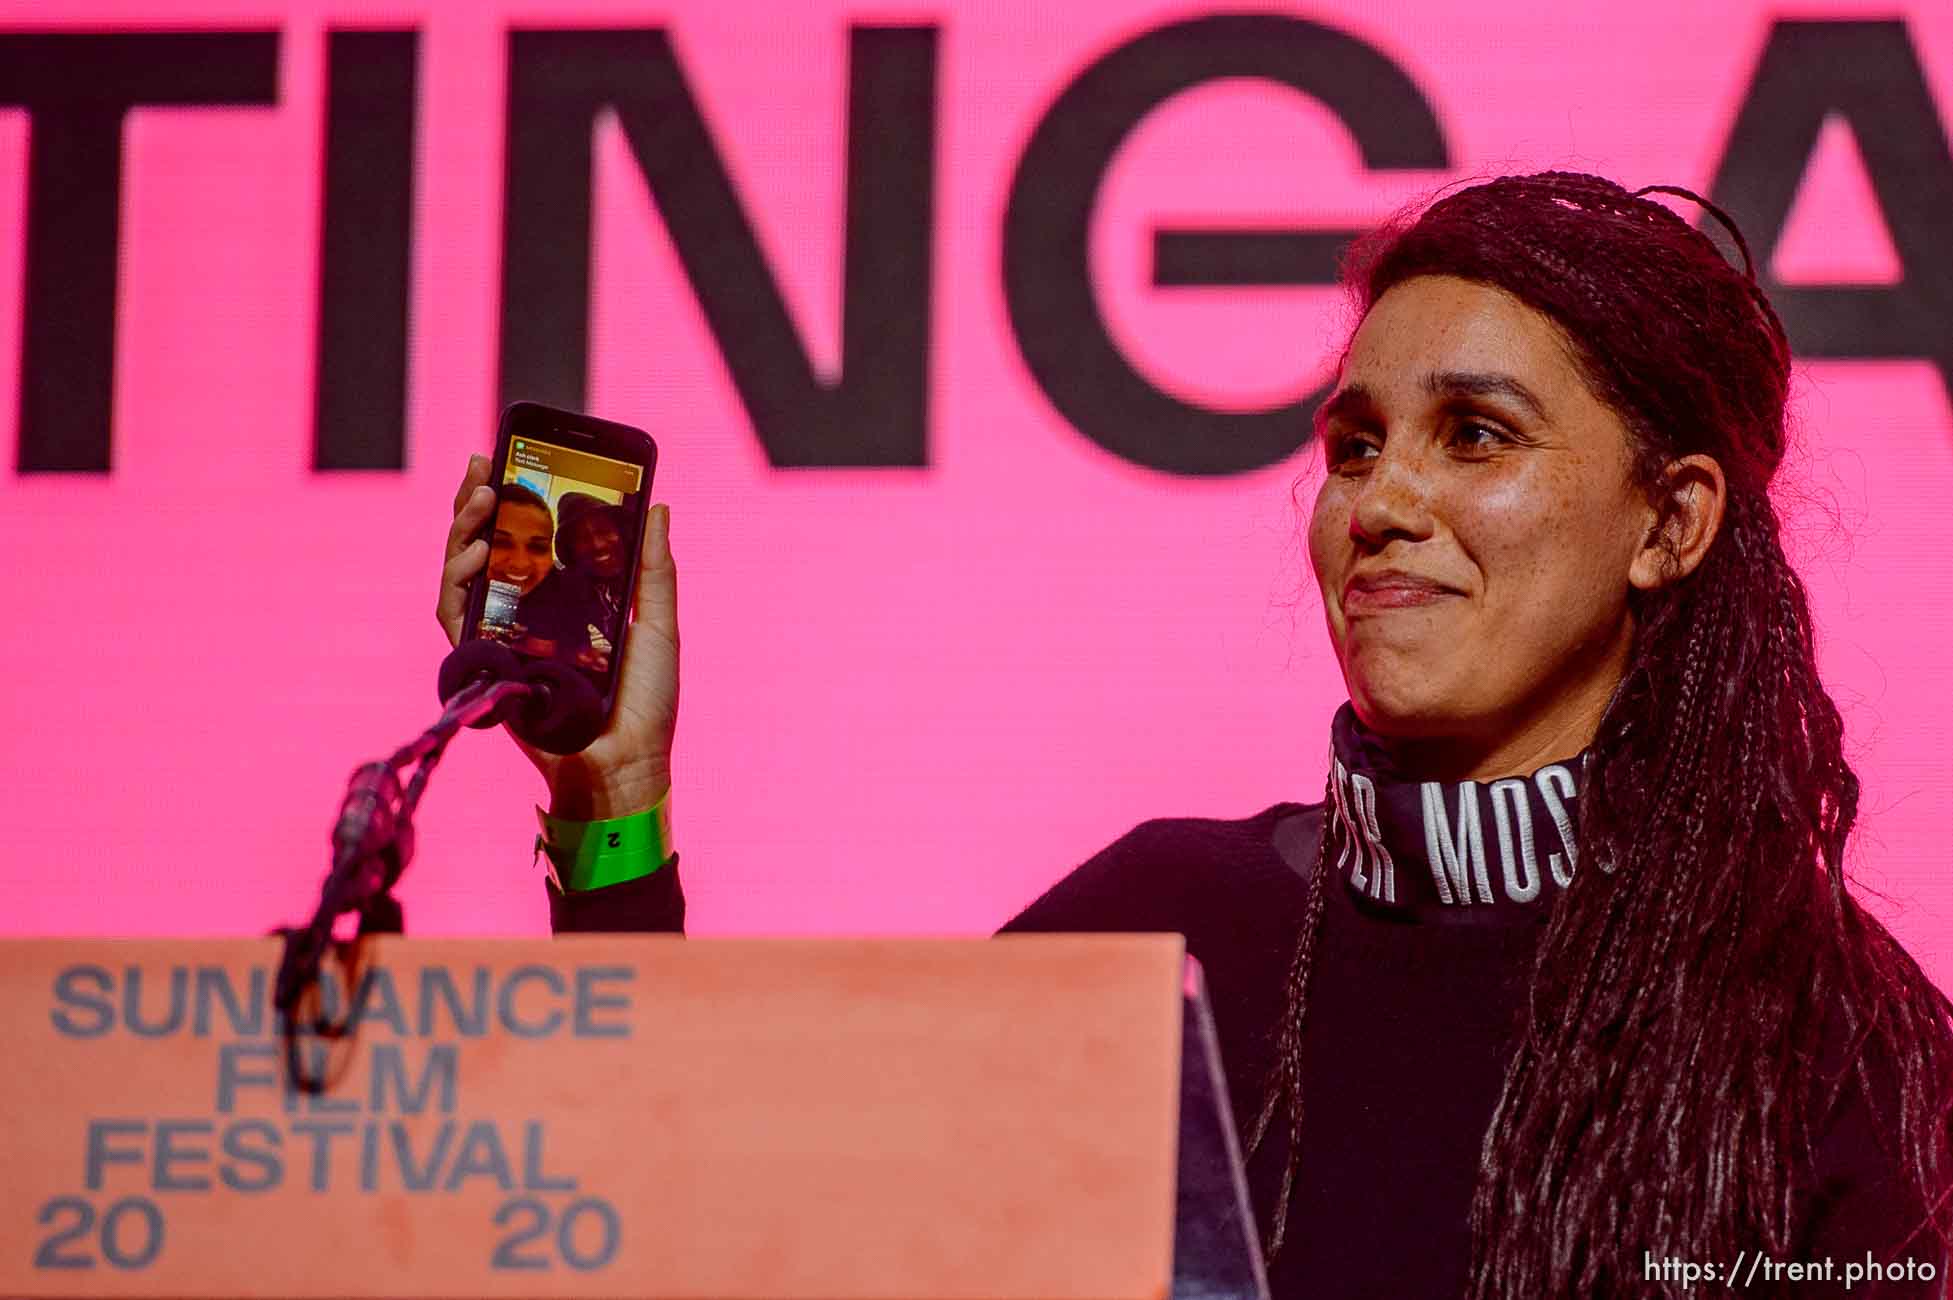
[1,4,1949,987]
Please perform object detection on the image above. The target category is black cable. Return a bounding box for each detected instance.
[273,676,531,1093]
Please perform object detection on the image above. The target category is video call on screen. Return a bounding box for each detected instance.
[478,437,644,686]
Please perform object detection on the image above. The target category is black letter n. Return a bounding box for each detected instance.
[500,29,937,467]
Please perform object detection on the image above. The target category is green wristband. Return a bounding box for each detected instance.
[534,792,673,893]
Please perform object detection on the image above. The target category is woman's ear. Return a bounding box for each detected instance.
[1629,454,1727,591]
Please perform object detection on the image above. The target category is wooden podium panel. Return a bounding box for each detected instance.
[0,935,1184,1300]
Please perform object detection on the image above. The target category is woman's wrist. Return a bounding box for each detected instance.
[546,758,670,822]
[536,790,673,893]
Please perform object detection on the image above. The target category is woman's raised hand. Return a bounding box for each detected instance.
[437,454,679,819]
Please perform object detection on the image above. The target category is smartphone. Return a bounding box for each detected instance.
[460,402,658,730]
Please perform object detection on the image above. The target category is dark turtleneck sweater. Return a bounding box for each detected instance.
[548,707,1942,1298]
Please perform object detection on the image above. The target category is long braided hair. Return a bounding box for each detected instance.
[1250,172,1953,1294]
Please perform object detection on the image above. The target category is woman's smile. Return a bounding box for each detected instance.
[1341,569,1463,615]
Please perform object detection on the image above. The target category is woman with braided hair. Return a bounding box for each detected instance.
[436,171,1953,1296]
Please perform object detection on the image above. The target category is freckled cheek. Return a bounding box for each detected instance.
[1305,493,1349,622]
[1454,477,1630,628]
[1453,472,1568,539]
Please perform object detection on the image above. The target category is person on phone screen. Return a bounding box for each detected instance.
[435,172,1953,1299]
[554,492,632,667]
[483,483,601,669]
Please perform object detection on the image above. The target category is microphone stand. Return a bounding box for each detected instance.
[273,674,531,1093]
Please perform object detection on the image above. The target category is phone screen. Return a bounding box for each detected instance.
[472,432,646,702]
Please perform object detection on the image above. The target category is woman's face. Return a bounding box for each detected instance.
[1308,275,1658,778]
[489,501,555,596]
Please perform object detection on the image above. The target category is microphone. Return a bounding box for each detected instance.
[512,658,606,755]
[436,640,605,755]
[436,640,526,728]
[281,636,600,1077]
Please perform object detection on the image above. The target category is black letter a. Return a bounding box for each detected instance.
[1710,20,1953,404]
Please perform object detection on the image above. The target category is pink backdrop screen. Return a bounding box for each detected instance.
[2,1,1950,996]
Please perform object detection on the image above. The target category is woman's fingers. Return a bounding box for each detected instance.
[595,503,679,763]
[446,483,494,561]
[635,504,678,650]
[452,454,490,515]
[436,538,488,646]
[437,459,497,646]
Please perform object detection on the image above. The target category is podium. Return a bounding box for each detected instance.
[1,936,1268,1300]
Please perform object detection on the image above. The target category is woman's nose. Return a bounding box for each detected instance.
[1348,445,1437,547]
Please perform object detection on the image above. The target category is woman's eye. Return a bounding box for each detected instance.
[1453,419,1511,449]
[1329,432,1381,465]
